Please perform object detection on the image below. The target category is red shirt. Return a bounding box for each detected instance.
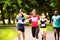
[29,15,40,27]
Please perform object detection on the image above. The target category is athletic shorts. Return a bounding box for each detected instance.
[54,27,60,31]
[40,28,47,34]
[18,28,24,32]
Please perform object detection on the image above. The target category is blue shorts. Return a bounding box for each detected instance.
[18,28,24,32]
[18,23,24,32]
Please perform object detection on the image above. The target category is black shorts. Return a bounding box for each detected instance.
[18,28,24,32]
[54,27,60,31]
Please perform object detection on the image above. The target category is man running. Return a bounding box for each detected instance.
[52,10,60,40]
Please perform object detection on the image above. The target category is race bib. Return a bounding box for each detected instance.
[18,20,23,23]
[41,24,45,27]
[31,18,38,22]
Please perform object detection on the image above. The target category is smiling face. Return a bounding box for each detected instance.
[31,9,36,16]
[41,13,46,18]
[54,10,57,14]
[18,12,23,17]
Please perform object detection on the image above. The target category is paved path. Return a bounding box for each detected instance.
[14,27,60,40]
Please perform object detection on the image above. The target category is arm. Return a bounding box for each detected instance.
[51,17,53,25]
[22,12,29,18]
[45,18,49,24]
[19,9,29,18]
[37,15,40,20]
[24,19,31,24]
[39,18,41,28]
[15,20,18,28]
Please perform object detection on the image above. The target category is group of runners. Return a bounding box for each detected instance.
[15,9,60,40]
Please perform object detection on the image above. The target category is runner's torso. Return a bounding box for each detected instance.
[16,17,25,28]
[52,15,60,28]
[29,15,40,27]
[40,19,46,28]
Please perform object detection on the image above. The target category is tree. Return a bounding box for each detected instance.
[0,2,5,24]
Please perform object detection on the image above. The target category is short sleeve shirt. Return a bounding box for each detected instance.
[16,17,25,28]
[29,15,40,27]
[52,15,60,28]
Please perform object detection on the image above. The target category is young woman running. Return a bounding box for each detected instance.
[40,13,48,40]
[22,9,40,40]
[16,11,26,40]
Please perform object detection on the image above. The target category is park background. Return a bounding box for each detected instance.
[0,0,60,40]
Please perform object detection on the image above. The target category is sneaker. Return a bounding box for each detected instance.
[36,39,39,40]
[33,38,35,40]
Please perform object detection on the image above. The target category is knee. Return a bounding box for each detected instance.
[44,35,46,38]
[42,34,46,38]
[54,29,57,33]
[18,31,20,36]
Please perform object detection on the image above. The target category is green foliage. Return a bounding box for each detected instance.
[47,24,53,31]
[0,0,60,24]
[1,0,59,14]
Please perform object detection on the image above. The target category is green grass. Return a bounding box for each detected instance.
[0,27,17,40]
[0,23,53,40]
[47,24,53,31]
[0,24,15,27]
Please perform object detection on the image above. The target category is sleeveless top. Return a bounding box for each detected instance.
[40,19,46,28]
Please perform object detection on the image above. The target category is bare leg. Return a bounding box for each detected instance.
[57,32,59,40]
[54,29,57,40]
[18,31,21,40]
[22,32,25,40]
[57,30,59,40]
[42,35,43,40]
[42,31,46,40]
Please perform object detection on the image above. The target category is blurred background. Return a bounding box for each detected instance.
[0,0,60,40]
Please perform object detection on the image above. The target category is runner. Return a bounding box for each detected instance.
[15,11,26,40]
[22,9,40,40]
[40,13,48,40]
[52,10,60,40]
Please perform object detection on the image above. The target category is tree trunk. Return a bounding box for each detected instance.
[0,3,5,24]
[58,0,60,15]
[1,8,5,24]
[13,15,15,24]
[12,10,15,24]
[8,12,11,24]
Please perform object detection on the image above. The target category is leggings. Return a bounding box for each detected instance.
[32,27,39,39]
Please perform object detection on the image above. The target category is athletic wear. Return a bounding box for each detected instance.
[54,27,60,31]
[40,19,46,28]
[32,27,39,39]
[18,28,24,32]
[29,15,40,39]
[40,28,47,34]
[16,17,25,30]
[29,15,40,27]
[52,15,60,40]
[40,18,47,34]
[52,15,60,28]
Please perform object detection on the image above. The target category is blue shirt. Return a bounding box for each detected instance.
[52,15,60,28]
[16,17,25,28]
